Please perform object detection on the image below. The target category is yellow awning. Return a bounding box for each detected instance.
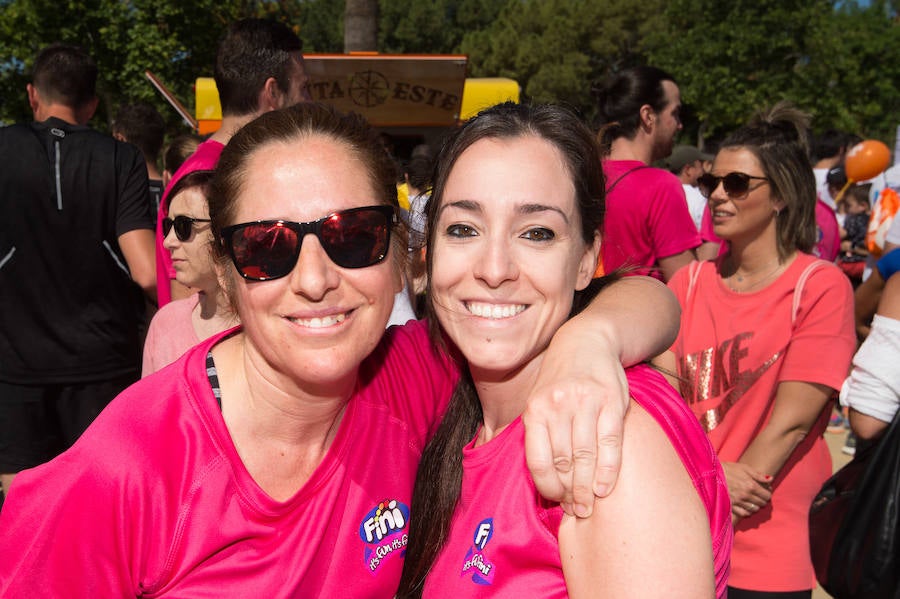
[459,78,520,121]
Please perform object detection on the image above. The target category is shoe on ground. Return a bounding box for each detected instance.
[842,433,857,456]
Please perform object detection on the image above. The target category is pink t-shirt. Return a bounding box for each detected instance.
[141,292,202,376]
[699,206,728,259]
[423,364,732,599]
[668,254,855,592]
[814,198,840,262]
[0,320,455,597]
[155,139,224,307]
[600,160,701,279]
[700,204,722,245]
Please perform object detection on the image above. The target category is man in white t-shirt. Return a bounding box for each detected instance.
[663,144,713,232]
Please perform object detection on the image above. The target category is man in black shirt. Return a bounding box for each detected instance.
[0,44,156,503]
[112,102,167,220]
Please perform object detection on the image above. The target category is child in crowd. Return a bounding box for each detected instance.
[838,184,871,286]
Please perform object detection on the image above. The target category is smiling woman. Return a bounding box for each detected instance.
[428,135,596,380]
[208,116,404,392]
[399,102,732,599]
[0,102,686,597]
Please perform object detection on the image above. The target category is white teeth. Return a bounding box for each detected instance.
[289,313,347,328]
[466,302,526,319]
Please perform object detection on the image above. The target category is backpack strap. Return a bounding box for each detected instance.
[685,260,704,304]
[792,259,829,325]
[605,165,651,195]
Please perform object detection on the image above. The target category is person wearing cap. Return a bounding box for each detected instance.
[665,144,713,232]
[826,165,849,225]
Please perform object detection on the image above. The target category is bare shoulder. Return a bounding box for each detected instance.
[618,398,704,503]
[559,398,715,598]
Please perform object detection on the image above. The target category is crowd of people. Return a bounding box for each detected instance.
[0,15,898,599]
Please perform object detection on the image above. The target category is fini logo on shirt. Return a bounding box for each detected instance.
[360,499,410,574]
[460,517,496,585]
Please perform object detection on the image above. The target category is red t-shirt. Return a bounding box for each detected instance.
[0,320,455,597]
[424,365,732,598]
[599,160,701,279]
[814,198,840,262]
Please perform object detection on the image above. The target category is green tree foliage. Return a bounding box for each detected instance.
[458,0,667,121]
[1,0,896,146]
[296,0,344,52]
[451,0,898,144]
[0,0,341,130]
[0,0,256,129]
[803,1,900,143]
[644,0,900,145]
[378,0,506,54]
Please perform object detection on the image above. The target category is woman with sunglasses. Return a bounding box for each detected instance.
[398,102,731,598]
[141,169,237,375]
[0,103,680,597]
[653,102,856,599]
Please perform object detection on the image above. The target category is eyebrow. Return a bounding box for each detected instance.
[439,199,569,224]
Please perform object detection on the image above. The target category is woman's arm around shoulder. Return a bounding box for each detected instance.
[557,399,716,599]
[525,276,680,515]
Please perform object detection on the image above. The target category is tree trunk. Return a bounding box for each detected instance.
[344,0,378,53]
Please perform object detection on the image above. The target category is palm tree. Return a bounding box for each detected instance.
[344,0,378,52]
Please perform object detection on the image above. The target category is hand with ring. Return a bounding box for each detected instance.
[723,462,773,523]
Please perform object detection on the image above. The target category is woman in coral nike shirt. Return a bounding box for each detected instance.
[654,103,856,598]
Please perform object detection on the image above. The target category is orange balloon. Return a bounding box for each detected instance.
[844,140,891,182]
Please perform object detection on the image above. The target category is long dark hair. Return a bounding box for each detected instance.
[593,66,676,154]
[397,102,615,597]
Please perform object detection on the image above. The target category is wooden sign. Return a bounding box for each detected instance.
[303,54,467,126]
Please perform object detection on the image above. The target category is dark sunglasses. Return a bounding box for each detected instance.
[220,205,396,281]
[697,172,769,199]
[163,215,212,242]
